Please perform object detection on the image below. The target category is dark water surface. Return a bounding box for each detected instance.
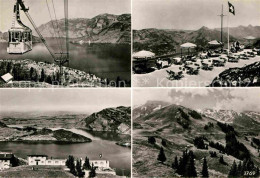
[0,39,131,81]
[0,130,130,176]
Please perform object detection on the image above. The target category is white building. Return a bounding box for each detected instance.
[82,160,116,177]
[90,160,110,168]
[27,155,66,166]
[0,152,13,170]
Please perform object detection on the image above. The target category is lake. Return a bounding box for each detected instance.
[0,130,131,176]
[0,39,131,81]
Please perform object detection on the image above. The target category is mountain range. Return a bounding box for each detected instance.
[133,25,260,55]
[133,101,260,177]
[38,13,131,44]
[0,106,131,135]
[0,13,131,44]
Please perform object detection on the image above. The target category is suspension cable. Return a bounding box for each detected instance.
[51,0,63,54]
[24,12,56,60]
[64,0,69,59]
[45,0,62,53]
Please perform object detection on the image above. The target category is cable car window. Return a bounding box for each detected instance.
[11,32,15,42]
[15,32,19,42]
[20,32,23,42]
[24,32,27,42]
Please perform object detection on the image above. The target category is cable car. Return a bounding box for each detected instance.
[7,1,32,54]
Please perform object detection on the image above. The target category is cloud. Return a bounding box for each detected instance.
[136,88,260,113]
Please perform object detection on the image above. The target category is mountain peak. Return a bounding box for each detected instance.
[199,26,210,31]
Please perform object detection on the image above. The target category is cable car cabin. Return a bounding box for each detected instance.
[7,1,32,54]
[8,28,32,54]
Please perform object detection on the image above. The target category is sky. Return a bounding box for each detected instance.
[0,89,131,113]
[133,0,260,30]
[0,0,131,32]
[133,88,260,112]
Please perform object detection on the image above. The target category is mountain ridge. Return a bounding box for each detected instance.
[133,103,260,177]
[38,13,131,44]
[133,25,260,55]
[82,106,131,134]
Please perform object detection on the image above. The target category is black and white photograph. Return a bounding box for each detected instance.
[132,0,260,87]
[133,88,260,177]
[1,0,260,177]
[0,89,131,177]
[0,0,131,88]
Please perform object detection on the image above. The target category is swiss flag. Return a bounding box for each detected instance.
[228,2,235,15]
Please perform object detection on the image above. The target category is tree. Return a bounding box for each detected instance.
[40,69,45,82]
[172,156,179,169]
[201,157,209,177]
[46,75,52,84]
[66,155,76,176]
[219,155,226,165]
[76,159,84,177]
[184,151,197,177]
[6,62,12,73]
[256,167,260,177]
[30,67,34,80]
[10,155,19,167]
[148,136,156,144]
[161,139,167,147]
[70,161,76,176]
[89,163,96,177]
[229,160,238,177]
[237,161,242,177]
[157,147,166,163]
[177,157,184,175]
[12,67,18,80]
[83,156,91,170]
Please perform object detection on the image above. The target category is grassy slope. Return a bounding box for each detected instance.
[133,105,260,177]
[0,166,74,178]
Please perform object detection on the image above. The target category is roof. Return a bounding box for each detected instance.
[180,42,197,48]
[133,50,155,58]
[27,155,48,157]
[1,73,13,83]
[0,153,13,160]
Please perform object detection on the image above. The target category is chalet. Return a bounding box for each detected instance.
[27,155,66,166]
[0,152,14,170]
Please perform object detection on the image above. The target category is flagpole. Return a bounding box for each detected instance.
[227,10,230,56]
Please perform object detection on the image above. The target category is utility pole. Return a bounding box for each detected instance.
[218,4,226,50]
[56,0,69,85]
